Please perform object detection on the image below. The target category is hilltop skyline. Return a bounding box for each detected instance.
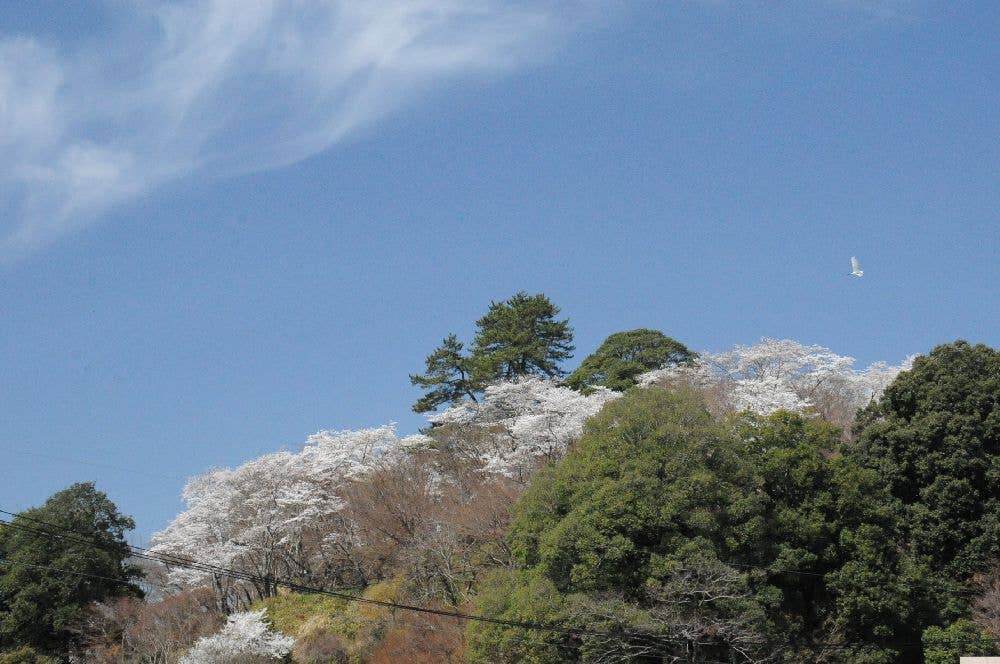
[2,1,998,539]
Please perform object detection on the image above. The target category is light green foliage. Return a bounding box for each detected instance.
[0,483,142,654]
[465,570,568,664]
[411,292,574,412]
[254,593,351,637]
[922,619,994,664]
[565,329,695,392]
[252,580,402,662]
[850,341,1000,612]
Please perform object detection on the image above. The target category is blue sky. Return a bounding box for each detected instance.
[2,1,998,541]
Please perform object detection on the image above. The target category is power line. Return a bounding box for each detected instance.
[0,515,793,650]
[0,515,673,643]
[1,509,996,653]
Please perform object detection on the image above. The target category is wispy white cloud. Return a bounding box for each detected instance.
[0,0,590,260]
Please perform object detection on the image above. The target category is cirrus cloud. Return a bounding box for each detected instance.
[0,0,592,261]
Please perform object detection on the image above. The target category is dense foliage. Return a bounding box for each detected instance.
[565,329,696,392]
[469,389,939,663]
[0,648,57,664]
[0,483,142,656]
[849,340,1000,615]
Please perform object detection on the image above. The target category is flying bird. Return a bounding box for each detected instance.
[850,256,864,277]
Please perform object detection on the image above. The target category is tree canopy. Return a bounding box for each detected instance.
[411,292,574,412]
[19,336,990,663]
[849,340,1000,610]
[468,388,938,663]
[0,483,142,655]
[564,328,695,392]
[470,292,574,382]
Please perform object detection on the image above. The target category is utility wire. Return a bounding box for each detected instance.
[0,516,680,643]
[1,509,996,652]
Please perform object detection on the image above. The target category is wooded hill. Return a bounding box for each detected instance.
[2,293,997,663]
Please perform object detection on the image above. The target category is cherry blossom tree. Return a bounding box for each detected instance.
[150,426,427,604]
[427,377,620,480]
[178,609,293,664]
[639,338,913,427]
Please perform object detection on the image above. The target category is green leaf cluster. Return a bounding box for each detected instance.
[922,619,994,664]
[0,647,58,664]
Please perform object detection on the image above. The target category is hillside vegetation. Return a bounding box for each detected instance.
[2,293,997,663]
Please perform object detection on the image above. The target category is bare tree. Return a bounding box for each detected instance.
[973,566,1000,638]
[74,588,224,663]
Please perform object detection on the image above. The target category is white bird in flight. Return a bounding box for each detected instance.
[850,256,864,277]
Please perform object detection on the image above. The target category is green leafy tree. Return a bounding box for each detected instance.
[409,334,480,413]
[0,483,142,655]
[922,619,994,664]
[411,292,574,412]
[565,329,695,392]
[470,388,926,663]
[850,340,1000,609]
[471,292,574,382]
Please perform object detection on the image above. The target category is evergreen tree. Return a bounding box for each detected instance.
[565,328,695,392]
[0,483,142,655]
[922,619,994,664]
[469,389,926,663]
[470,292,574,382]
[411,292,574,412]
[409,334,480,413]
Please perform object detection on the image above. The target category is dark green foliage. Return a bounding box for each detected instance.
[850,341,1000,599]
[470,388,937,663]
[470,292,574,382]
[565,329,696,392]
[0,483,142,655]
[922,619,994,664]
[411,292,574,412]
[410,334,480,413]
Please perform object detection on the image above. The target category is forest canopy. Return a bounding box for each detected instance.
[4,293,997,664]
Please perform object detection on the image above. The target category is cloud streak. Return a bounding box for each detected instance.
[0,0,585,260]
